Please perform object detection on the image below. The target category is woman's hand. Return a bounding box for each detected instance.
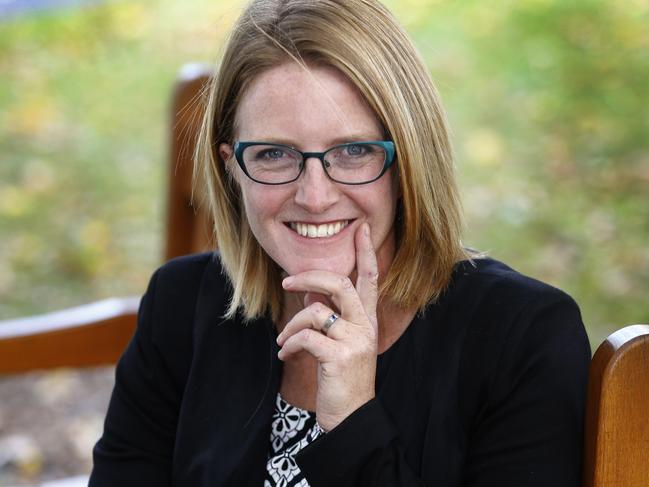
[277,222,380,432]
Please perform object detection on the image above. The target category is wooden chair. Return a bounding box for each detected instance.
[583,324,649,487]
[1,64,648,487]
[0,63,213,374]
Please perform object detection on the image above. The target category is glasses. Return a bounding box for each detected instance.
[233,141,396,185]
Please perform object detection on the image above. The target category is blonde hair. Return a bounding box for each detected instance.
[195,0,469,321]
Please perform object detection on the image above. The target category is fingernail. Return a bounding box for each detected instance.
[282,277,294,288]
[364,223,370,237]
[276,333,282,344]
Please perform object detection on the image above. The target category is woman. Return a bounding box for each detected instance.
[90,0,591,486]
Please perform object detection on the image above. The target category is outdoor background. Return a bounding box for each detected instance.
[1,0,648,484]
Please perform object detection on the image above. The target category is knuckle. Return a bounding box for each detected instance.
[339,276,354,290]
[299,328,314,342]
[366,269,379,285]
[353,303,367,318]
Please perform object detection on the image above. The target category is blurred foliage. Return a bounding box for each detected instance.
[1,0,647,348]
[388,0,649,347]
[0,0,241,315]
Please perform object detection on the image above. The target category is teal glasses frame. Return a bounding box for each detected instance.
[233,140,396,185]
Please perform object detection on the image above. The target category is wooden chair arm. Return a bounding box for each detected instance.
[0,297,140,374]
[583,324,649,487]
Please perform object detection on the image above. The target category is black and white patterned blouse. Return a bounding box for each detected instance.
[264,393,325,486]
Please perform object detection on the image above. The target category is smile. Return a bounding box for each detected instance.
[289,220,350,238]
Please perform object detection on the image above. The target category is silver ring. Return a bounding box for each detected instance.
[321,313,339,335]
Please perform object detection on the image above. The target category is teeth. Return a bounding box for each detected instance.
[291,220,349,239]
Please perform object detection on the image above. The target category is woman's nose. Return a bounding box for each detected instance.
[293,157,340,213]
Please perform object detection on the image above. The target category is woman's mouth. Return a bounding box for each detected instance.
[288,220,351,238]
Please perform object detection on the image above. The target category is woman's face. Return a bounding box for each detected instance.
[220,62,399,279]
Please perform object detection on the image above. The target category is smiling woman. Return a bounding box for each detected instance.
[89,1,591,486]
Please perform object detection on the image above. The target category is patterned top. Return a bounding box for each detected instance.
[264,393,325,486]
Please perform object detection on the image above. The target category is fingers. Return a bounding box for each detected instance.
[281,222,379,329]
[283,271,366,325]
[277,328,337,362]
[277,302,344,346]
[354,223,379,330]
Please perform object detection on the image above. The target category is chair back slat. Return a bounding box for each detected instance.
[165,64,214,260]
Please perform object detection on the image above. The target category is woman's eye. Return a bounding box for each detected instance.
[345,144,366,156]
[259,148,285,159]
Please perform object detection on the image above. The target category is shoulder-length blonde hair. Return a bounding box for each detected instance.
[195,0,469,321]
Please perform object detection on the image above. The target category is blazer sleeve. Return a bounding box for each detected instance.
[296,397,425,486]
[89,257,202,486]
[462,292,591,487]
[296,291,591,487]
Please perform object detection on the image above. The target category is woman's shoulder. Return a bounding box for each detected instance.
[435,255,591,390]
[139,251,233,344]
[153,251,225,286]
[130,252,243,384]
[450,256,571,303]
[150,251,231,305]
[425,255,590,377]
[441,256,582,323]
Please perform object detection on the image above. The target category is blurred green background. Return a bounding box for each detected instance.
[1,0,648,350]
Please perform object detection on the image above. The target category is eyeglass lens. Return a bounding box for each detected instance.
[241,143,387,184]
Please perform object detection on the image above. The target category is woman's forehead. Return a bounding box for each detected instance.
[234,62,383,144]
[238,62,360,112]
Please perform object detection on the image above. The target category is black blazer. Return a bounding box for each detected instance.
[90,253,591,486]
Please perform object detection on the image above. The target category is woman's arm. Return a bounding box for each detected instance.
[463,293,591,486]
[89,270,176,486]
[297,396,425,486]
[89,256,206,486]
[296,292,590,487]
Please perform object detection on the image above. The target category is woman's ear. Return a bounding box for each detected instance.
[219,143,239,181]
[219,143,233,164]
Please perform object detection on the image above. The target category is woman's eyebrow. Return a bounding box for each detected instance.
[238,134,384,148]
[237,136,296,146]
[328,134,384,145]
